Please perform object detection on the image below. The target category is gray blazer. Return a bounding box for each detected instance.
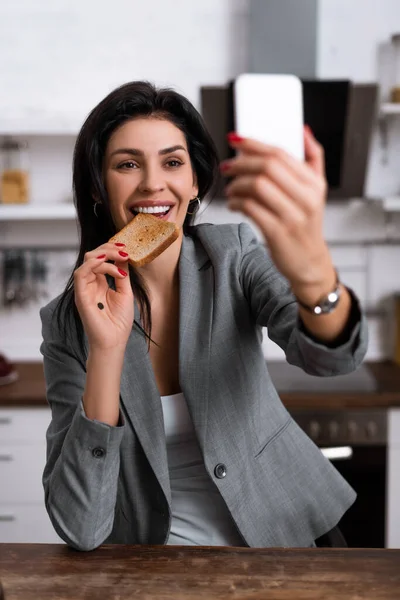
[40,223,368,551]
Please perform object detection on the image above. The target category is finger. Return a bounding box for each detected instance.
[113,259,133,295]
[223,156,315,213]
[226,134,320,187]
[225,175,307,228]
[227,132,276,156]
[93,264,129,286]
[83,243,129,264]
[74,257,128,290]
[90,260,129,280]
[228,196,281,241]
[304,125,325,177]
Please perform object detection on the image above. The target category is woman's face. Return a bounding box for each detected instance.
[104,117,199,231]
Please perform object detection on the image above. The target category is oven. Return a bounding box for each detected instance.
[291,409,387,548]
[267,363,387,548]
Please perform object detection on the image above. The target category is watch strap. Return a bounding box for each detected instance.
[295,271,341,315]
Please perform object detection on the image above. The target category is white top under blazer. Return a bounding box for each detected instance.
[161,392,244,546]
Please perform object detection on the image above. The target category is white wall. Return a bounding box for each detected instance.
[1,0,400,362]
[318,0,400,83]
[318,0,400,200]
[0,0,250,359]
[0,0,249,117]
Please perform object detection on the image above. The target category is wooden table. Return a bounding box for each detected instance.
[1,544,399,599]
[2,361,400,409]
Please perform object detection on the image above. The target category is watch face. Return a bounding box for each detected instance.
[318,288,340,314]
[297,280,342,315]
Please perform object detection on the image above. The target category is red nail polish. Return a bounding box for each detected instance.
[118,251,129,257]
[220,161,231,172]
[97,254,106,259]
[118,268,127,277]
[227,132,244,143]
[115,242,125,247]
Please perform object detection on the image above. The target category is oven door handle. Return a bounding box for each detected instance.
[321,446,353,461]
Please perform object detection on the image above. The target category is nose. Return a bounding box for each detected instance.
[138,164,165,194]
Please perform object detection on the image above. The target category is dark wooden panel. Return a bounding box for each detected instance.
[200,82,378,201]
[0,544,399,599]
[200,86,232,164]
[0,362,46,406]
[332,83,379,199]
[200,85,234,198]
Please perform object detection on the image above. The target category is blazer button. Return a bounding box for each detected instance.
[214,463,227,479]
[92,447,106,458]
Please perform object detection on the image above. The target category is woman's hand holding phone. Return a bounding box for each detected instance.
[222,127,335,295]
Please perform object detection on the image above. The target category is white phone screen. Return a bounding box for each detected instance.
[234,74,304,161]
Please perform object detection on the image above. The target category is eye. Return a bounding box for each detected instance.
[117,161,138,170]
[165,159,183,168]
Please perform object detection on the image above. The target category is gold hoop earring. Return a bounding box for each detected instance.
[93,201,102,218]
[187,196,201,215]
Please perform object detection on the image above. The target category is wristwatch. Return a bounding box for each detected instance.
[295,271,342,315]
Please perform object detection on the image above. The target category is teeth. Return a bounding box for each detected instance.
[134,206,171,214]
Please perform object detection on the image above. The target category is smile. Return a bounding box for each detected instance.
[130,205,172,219]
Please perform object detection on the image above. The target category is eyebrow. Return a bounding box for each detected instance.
[110,145,187,158]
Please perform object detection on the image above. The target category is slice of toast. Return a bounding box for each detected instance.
[109,213,180,268]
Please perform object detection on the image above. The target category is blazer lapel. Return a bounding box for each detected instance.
[119,299,171,504]
[118,231,214,503]
[179,233,214,451]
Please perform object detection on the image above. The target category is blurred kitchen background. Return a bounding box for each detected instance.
[1,0,400,548]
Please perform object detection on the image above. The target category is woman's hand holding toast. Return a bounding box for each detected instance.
[74,242,134,352]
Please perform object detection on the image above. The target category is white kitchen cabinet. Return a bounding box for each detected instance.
[0,504,61,543]
[0,408,50,443]
[0,444,47,504]
[387,408,400,548]
[0,407,63,543]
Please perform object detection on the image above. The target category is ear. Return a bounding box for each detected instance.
[192,174,199,198]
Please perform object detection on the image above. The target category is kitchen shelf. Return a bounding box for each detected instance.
[0,204,76,221]
[364,196,400,212]
[361,196,400,216]
[378,104,400,157]
[0,117,82,136]
[381,196,400,211]
[380,103,400,115]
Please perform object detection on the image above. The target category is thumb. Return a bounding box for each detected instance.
[304,125,325,177]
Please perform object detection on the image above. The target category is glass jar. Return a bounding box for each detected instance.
[0,137,30,204]
[391,33,400,103]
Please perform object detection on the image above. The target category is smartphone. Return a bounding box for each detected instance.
[233,74,304,161]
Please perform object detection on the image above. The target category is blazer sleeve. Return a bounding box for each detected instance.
[40,302,125,551]
[238,222,368,376]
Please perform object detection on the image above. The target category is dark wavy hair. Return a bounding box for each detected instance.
[55,81,220,357]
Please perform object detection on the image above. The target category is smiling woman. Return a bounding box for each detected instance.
[104,119,198,231]
[39,81,368,552]
[55,81,219,356]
